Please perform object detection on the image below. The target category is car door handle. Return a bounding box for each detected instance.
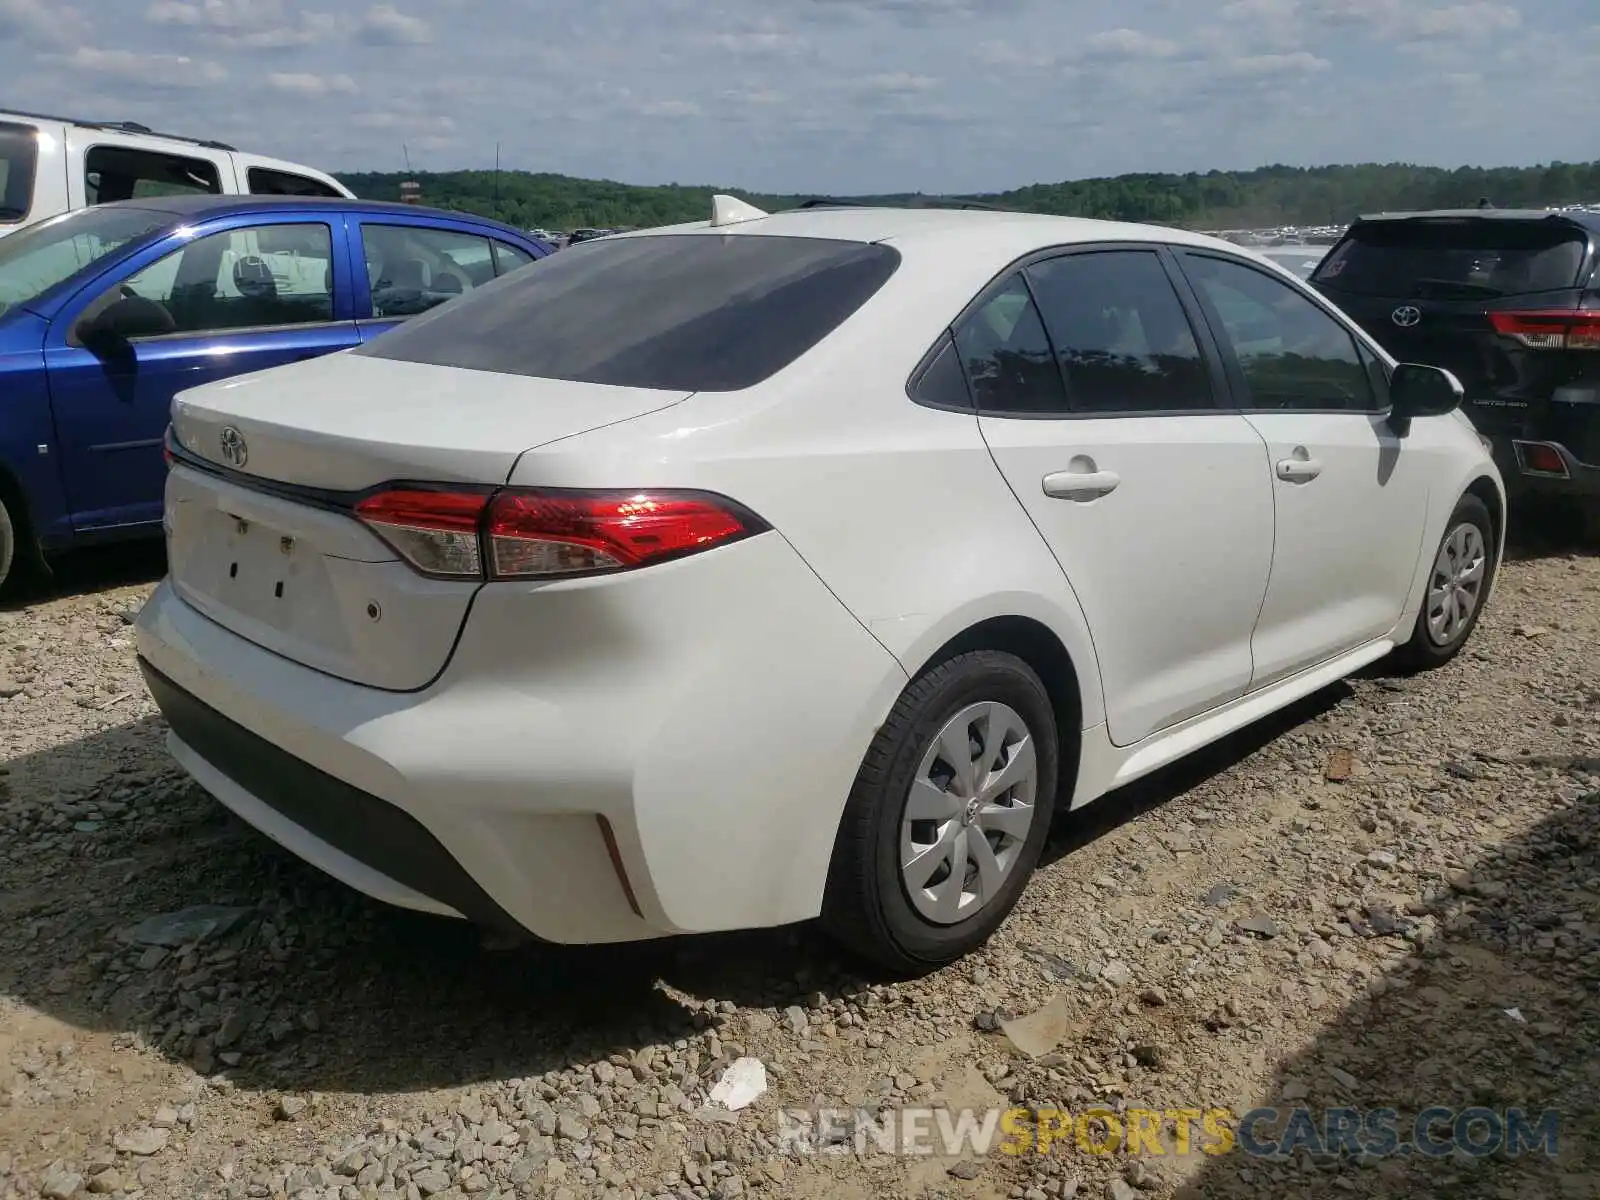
[1276,456,1323,483]
[1042,469,1121,500]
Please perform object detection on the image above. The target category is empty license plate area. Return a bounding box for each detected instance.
[170,502,343,636]
[163,464,482,689]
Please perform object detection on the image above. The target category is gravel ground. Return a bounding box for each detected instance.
[1,525,1596,1200]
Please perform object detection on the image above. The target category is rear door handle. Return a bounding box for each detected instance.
[1042,469,1121,501]
[1276,456,1323,483]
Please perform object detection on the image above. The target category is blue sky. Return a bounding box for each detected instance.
[0,0,1591,194]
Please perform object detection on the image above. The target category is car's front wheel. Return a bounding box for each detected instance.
[1393,492,1496,670]
[822,650,1059,974]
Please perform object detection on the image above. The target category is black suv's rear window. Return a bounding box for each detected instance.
[1313,219,1589,301]
[359,233,902,392]
[0,122,39,222]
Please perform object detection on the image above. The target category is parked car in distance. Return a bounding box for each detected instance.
[0,109,354,238]
[0,195,552,591]
[136,197,1502,972]
[1311,208,1600,537]
[1256,244,1330,280]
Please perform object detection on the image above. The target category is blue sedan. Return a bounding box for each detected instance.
[0,195,552,591]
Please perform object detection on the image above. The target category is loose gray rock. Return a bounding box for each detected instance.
[114,1128,169,1156]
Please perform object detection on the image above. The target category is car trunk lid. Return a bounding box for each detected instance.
[165,352,691,690]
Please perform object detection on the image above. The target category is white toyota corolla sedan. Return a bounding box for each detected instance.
[136,197,1502,972]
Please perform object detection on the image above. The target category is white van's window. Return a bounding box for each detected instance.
[247,167,344,198]
[0,122,39,222]
[84,146,222,204]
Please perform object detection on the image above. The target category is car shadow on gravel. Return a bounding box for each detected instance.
[1171,789,1599,1199]
[1502,500,1597,563]
[0,678,1358,1100]
[0,539,166,612]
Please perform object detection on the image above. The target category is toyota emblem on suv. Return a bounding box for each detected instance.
[1391,305,1422,328]
[219,426,248,468]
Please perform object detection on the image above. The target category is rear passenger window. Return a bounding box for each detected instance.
[953,275,1066,415]
[912,333,973,410]
[1184,254,1377,412]
[248,167,344,198]
[84,146,221,204]
[362,224,497,318]
[1025,250,1212,414]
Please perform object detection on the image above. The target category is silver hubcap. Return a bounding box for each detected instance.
[1426,521,1487,646]
[900,701,1038,926]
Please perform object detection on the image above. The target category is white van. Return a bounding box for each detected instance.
[0,109,354,237]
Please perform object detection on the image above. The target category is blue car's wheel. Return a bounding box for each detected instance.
[0,497,13,595]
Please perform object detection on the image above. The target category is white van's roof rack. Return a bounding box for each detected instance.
[0,108,237,152]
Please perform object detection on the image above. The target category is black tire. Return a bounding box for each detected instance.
[0,493,15,599]
[822,650,1059,975]
[1392,492,1496,671]
[1582,504,1600,549]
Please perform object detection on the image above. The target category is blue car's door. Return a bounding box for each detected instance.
[43,214,360,533]
[352,218,541,343]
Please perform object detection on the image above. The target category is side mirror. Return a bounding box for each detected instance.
[1388,362,1463,434]
[77,295,176,349]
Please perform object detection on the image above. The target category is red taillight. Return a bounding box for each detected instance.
[354,488,490,578]
[1489,310,1600,351]
[1514,441,1570,477]
[353,486,763,580]
[486,490,760,579]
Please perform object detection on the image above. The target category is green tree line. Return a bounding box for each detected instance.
[335,160,1600,233]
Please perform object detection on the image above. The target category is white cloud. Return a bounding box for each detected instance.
[1227,49,1332,75]
[976,39,1059,69]
[350,111,455,133]
[145,1,201,24]
[861,72,940,92]
[1081,28,1180,60]
[1,0,89,45]
[268,71,357,96]
[704,30,805,54]
[56,45,227,87]
[1309,0,1521,39]
[638,99,703,117]
[359,4,432,45]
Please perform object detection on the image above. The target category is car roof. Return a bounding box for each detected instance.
[98,193,535,236]
[627,204,1247,261]
[1352,208,1600,233]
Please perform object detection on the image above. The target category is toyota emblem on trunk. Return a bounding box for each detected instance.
[219,426,248,468]
[1391,305,1422,328]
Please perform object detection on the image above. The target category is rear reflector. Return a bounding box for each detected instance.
[354,488,489,578]
[354,486,765,580]
[1513,441,1570,477]
[1489,310,1600,351]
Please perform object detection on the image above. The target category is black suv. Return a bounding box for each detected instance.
[1311,208,1600,533]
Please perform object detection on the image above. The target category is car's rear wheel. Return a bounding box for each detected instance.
[822,650,1058,974]
[1393,493,1495,670]
[0,494,16,599]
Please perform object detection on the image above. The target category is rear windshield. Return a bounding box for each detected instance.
[0,122,39,222]
[358,233,902,391]
[1312,219,1589,300]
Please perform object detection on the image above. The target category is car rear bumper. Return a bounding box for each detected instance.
[134,533,907,943]
[1488,436,1600,501]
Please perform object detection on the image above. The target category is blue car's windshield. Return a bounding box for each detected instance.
[0,206,169,316]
